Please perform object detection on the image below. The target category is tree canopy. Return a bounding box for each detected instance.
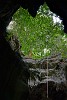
[7,4,67,59]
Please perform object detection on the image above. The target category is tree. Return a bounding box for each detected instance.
[7,4,67,59]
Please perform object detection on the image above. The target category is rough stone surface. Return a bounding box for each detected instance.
[0,34,29,100]
[29,81,67,100]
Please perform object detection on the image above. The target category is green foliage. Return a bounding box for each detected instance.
[7,4,67,59]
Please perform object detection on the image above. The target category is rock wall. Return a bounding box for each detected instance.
[0,34,29,100]
[29,81,67,100]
